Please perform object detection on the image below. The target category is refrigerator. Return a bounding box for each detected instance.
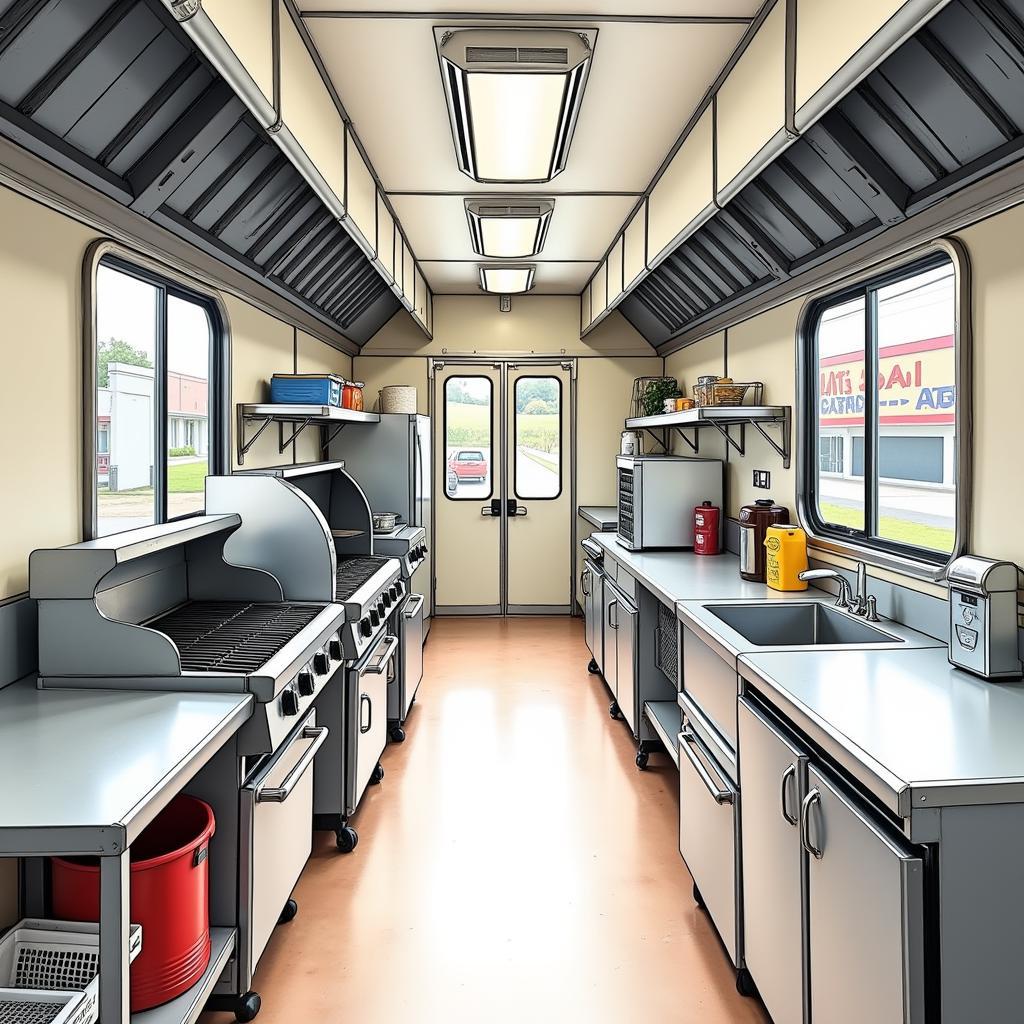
[330,413,432,629]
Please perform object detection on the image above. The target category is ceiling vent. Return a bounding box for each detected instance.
[436,28,595,183]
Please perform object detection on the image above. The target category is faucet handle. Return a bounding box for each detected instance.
[865,595,880,622]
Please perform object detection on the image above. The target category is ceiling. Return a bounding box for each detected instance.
[300,3,760,294]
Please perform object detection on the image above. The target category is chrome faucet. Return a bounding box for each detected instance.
[798,562,876,617]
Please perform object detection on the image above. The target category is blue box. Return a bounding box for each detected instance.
[270,374,344,407]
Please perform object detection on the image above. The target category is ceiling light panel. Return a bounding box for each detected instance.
[479,265,536,294]
[466,199,554,258]
[437,28,595,183]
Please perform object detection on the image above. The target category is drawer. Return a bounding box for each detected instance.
[680,623,739,755]
[679,727,740,966]
[615,568,637,600]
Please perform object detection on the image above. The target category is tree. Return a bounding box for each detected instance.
[522,398,555,415]
[515,378,558,412]
[98,338,152,388]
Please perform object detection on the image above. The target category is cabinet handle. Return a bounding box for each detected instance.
[800,788,823,859]
[608,600,618,629]
[359,693,372,734]
[582,571,591,596]
[680,730,734,805]
[781,763,798,826]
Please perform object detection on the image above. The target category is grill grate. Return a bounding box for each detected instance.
[153,602,322,673]
[0,1000,67,1024]
[336,557,390,601]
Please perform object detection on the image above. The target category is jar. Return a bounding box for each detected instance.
[349,382,364,411]
[341,381,355,409]
[738,498,790,582]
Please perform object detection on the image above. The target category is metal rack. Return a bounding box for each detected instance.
[236,405,380,466]
[624,406,792,468]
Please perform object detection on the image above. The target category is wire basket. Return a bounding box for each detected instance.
[655,602,679,686]
[693,380,763,408]
[0,920,142,1024]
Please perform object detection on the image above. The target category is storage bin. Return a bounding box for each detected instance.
[51,795,215,1012]
[0,918,142,1024]
[270,373,344,407]
[379,385,416,414]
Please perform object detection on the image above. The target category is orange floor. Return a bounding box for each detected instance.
[203,617,769,1024]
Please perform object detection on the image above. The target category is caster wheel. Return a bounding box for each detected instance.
[736,968,757,998]
[609,701,621,720]
[234,991,261,1022]
[693,883,705,910]
[635,750,650,770]
[390,725,406,743]
[336,825,359,853]
[587,658,599,674]
[371,762,385,784]
[277,898,297,925]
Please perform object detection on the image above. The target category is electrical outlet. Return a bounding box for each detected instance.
[499,294,511,313]
[753,470,771,489]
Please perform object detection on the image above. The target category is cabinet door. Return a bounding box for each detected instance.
[805,765,925,1024]
[582,565,595,655]
[738,698,807,1024]
[616,597,637,733]
[602,584,618,697]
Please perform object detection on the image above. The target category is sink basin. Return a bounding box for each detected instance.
[704,602,902,647]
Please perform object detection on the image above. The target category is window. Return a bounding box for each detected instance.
[514,376,562,499]
[444,376,493,499]
[90,254,224,537]
[801,245,968,572]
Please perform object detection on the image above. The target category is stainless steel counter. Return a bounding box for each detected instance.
[578,506,618,531]
[0,679,253,854]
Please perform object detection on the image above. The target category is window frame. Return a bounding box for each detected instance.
[796,238,972,581]
[442,374,495,502]
[513,374,563,501]
[83,241,230,540]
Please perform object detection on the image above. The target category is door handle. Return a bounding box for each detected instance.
[800,788,823,859]
[781,763,798,826]
[255,725,329,803]
[481,499,502,517]
[581,570,591,596]
[507,499,527,517]
[359,693,372,734]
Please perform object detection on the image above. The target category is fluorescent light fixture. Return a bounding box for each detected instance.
[437,28,595,183]
[479,265,536,294]
[466,200,554,258]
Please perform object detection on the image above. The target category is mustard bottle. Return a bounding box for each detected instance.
[765,525,809,592]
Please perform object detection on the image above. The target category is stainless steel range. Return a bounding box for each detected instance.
[29,514,345,1018]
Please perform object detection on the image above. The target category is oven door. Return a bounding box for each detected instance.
[347,632,399,816]
[240,709,328,986]
[396,593,425,722]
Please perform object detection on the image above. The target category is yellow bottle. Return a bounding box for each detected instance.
[765,525,809,591]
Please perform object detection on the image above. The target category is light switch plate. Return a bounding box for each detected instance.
[753,470,771,489]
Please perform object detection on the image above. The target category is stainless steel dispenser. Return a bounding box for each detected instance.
[946,556,1022,680]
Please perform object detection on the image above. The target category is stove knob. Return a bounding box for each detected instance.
[281,688,300,717]
[329,638,343,661]
[361,617,373,637]
[382,591,392,609]
[376,599,387,618]
[396,580,405,598]
[369,609,380,628]
[313,651,330,676]
[297,671,315,697]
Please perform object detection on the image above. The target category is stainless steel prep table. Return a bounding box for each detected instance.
[0,678,253,1024]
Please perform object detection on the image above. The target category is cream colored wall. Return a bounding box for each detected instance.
[352,355,430,415]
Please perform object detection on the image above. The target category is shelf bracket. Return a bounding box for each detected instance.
[320,421,348,456]
[278,417,313,454]
[670,426,699,455]
[751,416,792,469]
[642,427,669,454]
[236,416,273,466]
[710,420,746,458]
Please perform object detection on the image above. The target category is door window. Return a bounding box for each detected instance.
[443,375,493,500]
[513,376,562,499]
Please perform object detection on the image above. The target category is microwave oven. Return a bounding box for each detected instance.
[616,455,723,551]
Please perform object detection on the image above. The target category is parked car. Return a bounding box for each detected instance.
[448,449,488,482]
[446,467,459,495]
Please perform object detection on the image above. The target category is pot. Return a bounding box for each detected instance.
[372,512,400,533]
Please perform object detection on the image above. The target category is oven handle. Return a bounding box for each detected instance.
[403,594,425,620]
[359,693,372,734]
[255,725,329,803]
[366,634,399,674]
[680,729,734,805]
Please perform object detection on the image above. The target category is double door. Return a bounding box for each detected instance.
[433,360,573,614]
[737,696,925,1024]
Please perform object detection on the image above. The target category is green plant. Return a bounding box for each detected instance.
[169,445,197,457]
[641,377,679,416]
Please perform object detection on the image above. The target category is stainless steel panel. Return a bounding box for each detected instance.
[681,623,738,755]
[347,633,395,814]
[806,764,925,1024]
[616,591,638,735]
[738,698,807,1024]
[390,593,424,722]
[679,727,740,965]
[602,583,619,698]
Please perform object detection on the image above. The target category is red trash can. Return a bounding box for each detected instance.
[52,794,215,1012]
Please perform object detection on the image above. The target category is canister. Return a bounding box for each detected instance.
[738,498,789,582]
[693,501,721,556]
[765,525,809,591]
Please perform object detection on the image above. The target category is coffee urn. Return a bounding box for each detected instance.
[739,498,789,582]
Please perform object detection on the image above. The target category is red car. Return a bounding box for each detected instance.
[448,449,489,482]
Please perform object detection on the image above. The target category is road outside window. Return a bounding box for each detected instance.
[514,376,561,499]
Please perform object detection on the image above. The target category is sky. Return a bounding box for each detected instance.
[96,264,211,378]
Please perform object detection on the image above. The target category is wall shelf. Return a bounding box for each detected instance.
[625,405,792,468]
[236,404,380,465]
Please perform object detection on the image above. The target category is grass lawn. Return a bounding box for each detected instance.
[167,461,207,493]
[446,401,559,450]
[819,502,954,554]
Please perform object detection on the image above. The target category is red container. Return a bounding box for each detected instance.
[694,501,721,556]
[52,795,215,1012]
